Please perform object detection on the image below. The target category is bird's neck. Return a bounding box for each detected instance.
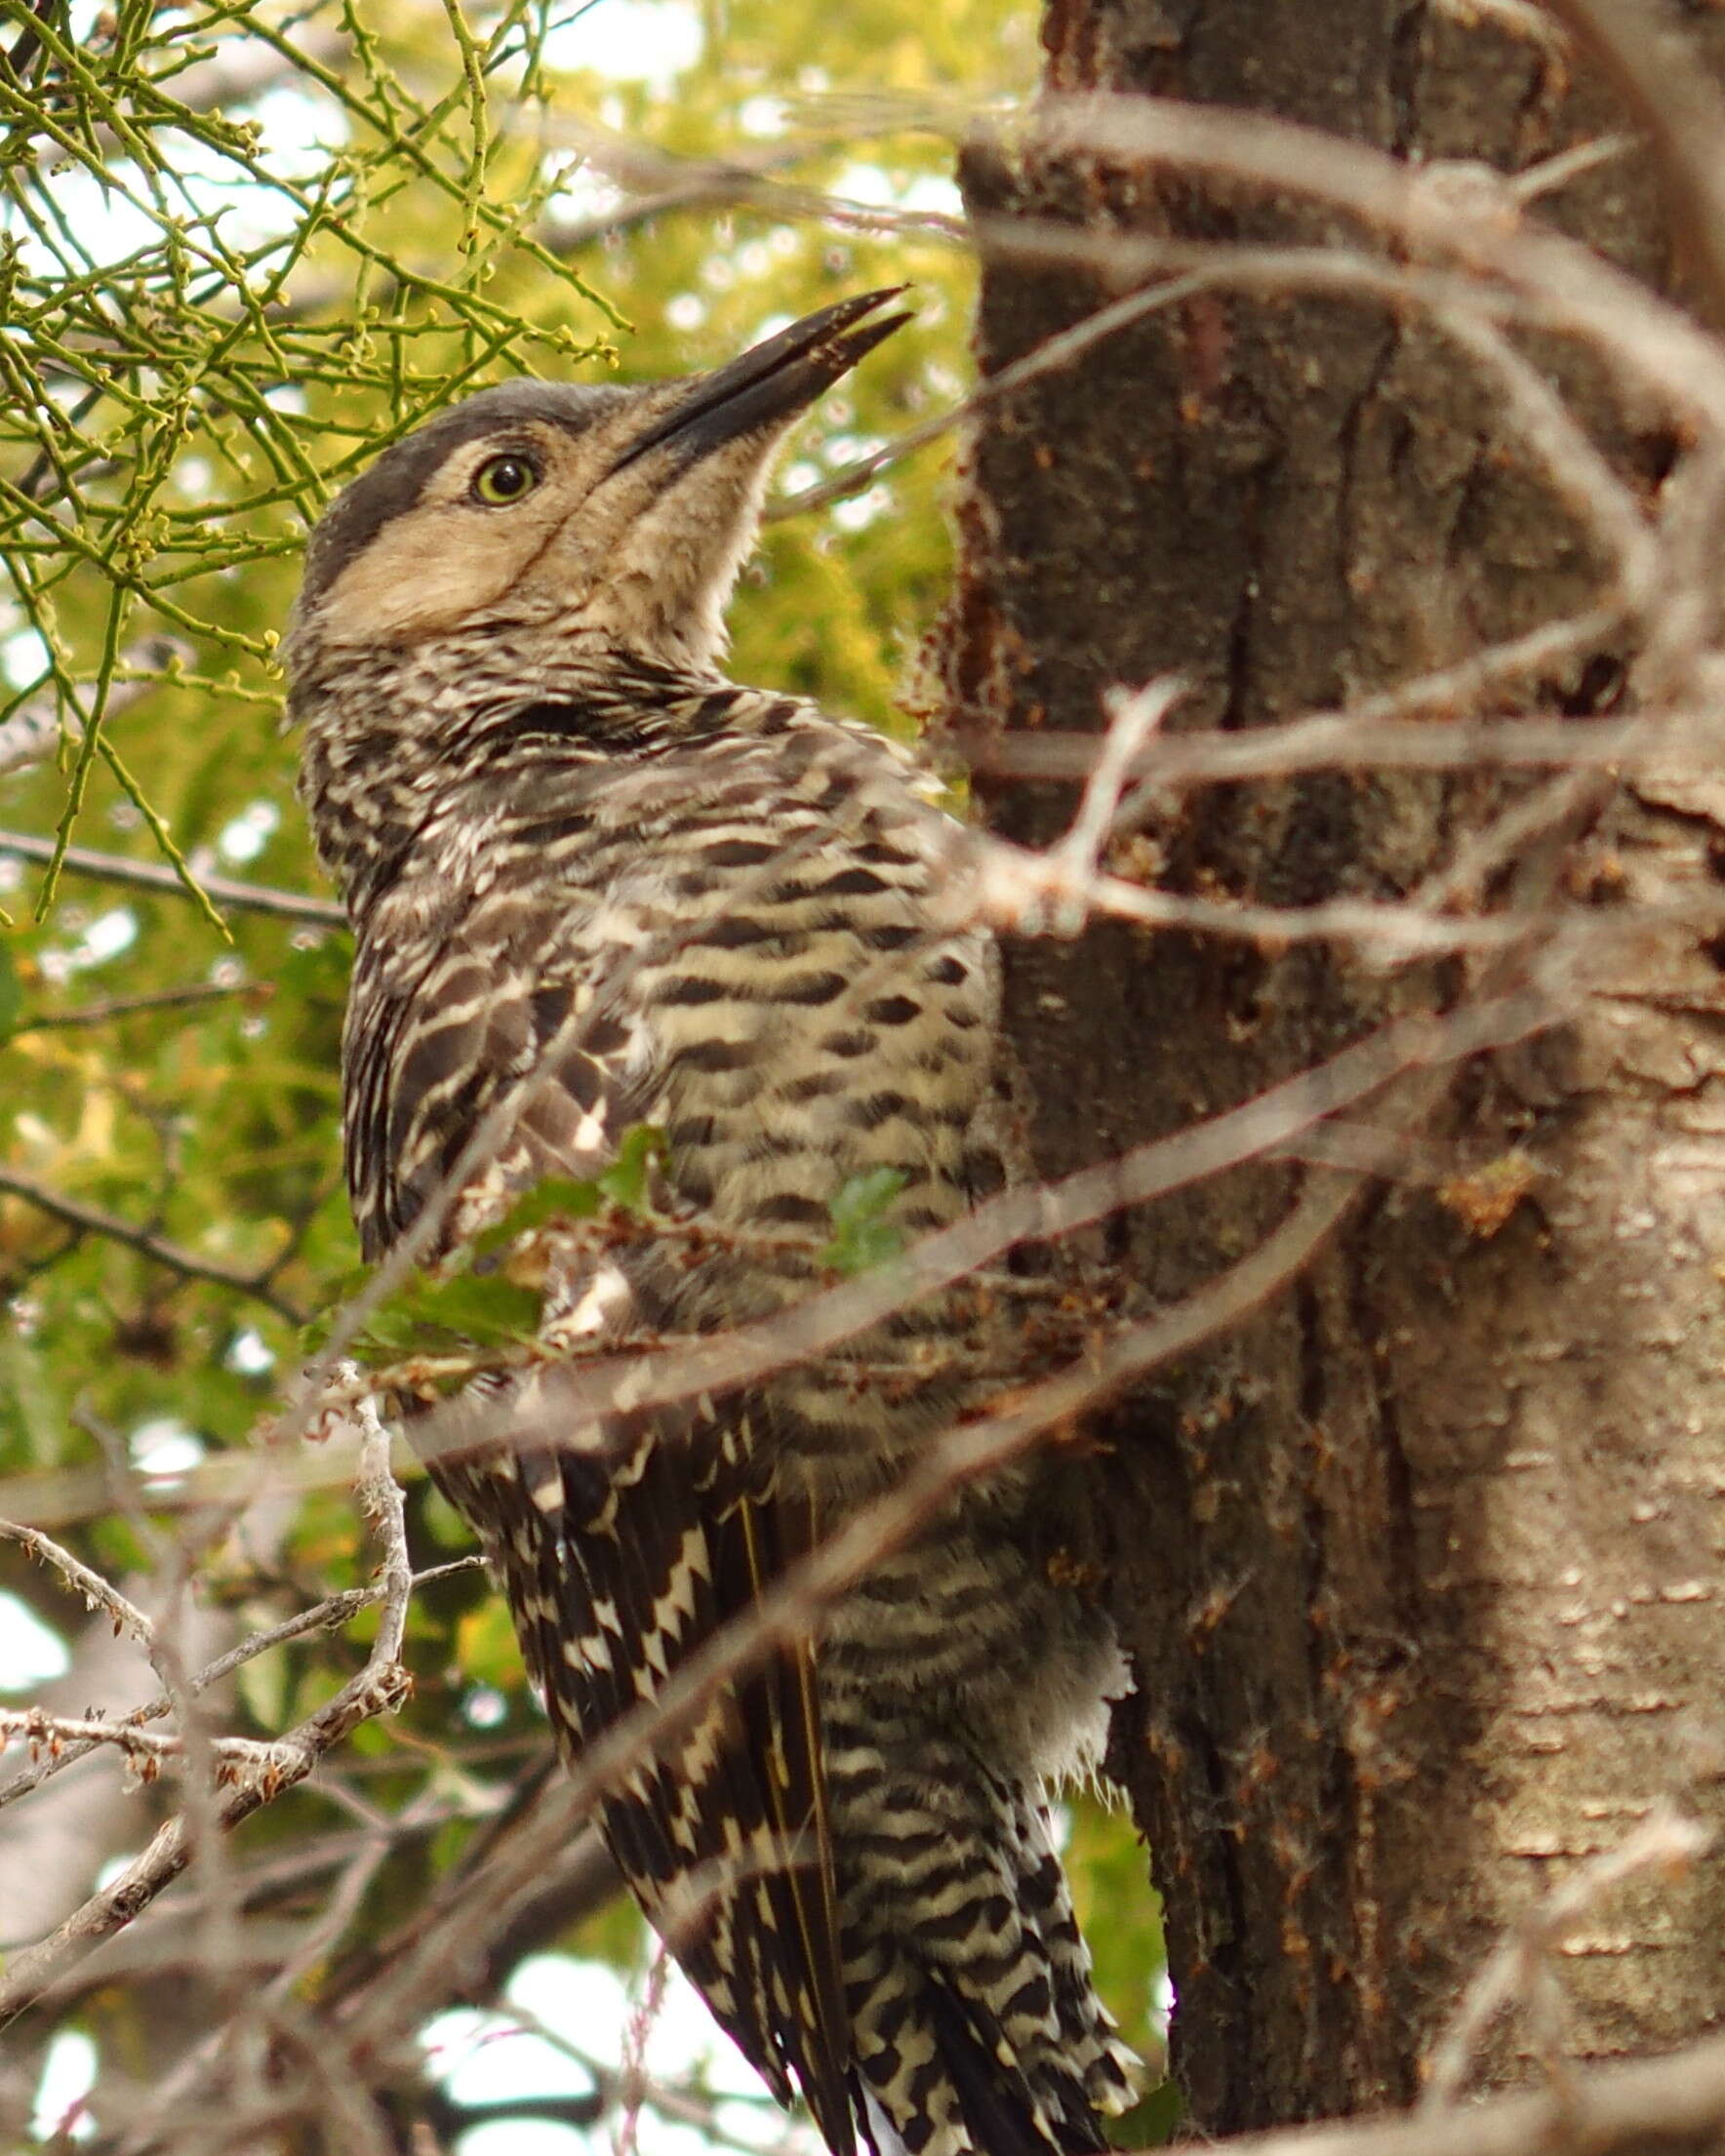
[292,634,788,922]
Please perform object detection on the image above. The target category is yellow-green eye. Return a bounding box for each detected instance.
[472,454,539,505]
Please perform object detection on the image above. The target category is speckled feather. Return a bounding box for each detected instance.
[290,310,1137,2156]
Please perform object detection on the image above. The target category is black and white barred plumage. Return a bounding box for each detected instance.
[288,293,1137,2156]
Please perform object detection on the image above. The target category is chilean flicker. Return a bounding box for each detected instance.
[288,290,1136,2156]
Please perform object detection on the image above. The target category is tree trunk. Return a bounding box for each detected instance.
[941,0,1725,2129]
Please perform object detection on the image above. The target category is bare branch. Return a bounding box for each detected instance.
[10,980,248,1032]
[0,1519,153,1641]
[1193,2023,1725,2156]
[0,1165,307,1325]
[0,828,344,927]
[0,1409,412,2027]
[1542,0,1725,328]
[1422,1801,1714,2107]
[0,1558,482,1815]
[957,685,1699,791]
[1120,94,1722,386]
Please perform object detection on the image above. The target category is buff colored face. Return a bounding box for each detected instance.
[293,383,782,670]
[288,291,908,675]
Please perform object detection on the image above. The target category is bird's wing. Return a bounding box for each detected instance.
[342,897,857,2153]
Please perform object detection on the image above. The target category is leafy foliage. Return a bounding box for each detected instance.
[821,1165,909,1274]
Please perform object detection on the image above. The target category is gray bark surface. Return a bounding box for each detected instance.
[939,0,1725,2128]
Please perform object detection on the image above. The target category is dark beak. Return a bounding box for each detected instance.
[611,289,911,474]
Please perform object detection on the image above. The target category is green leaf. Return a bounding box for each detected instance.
[301,1262,543,1360]
[596,1123,668,1217]
[820,1167,908,1275]
[366,1270,542,1355]
[469,1174,603,1262]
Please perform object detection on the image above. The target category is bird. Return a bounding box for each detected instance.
[286,289,1138,2156]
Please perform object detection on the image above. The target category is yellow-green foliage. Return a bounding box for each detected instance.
[0,0,1167,2129]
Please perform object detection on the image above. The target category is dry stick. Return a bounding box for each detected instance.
[0,1165,307,1326]
[972,694,1710,790]
[1543,0,1725,331]
[1423,1802,1716,2103]
[550,165,1623,529]
[330,1783,611,2052]
[1030,94,1725,428]
[542,135,963,255]
[0,1559,480,1813]
[0,1710,316,1772]
[1407,454,1725,939]
[973,680,1485,956]
[107,1793,457,2156]
[772,210,1671,528]
[1048,677,1185,925]
[972,824,1570,959]
[0,828,344,926]
[0,1422,412,1537]
[90,1421,257,2056]
[1634,433,1725,704]
[12,981,247,1031]
[1421,302,1658,610]
[1196,2025,1725,2156]
[0,1519,153,1641]
[3,256,1663,1001]
[0,815,1586,970]
[0,1406,412,2029]
[1441,1803,1709,2108]
[206,1991,397,2156]
[1507,130,1641,206]
[404,978,1555,1479]
[423,1992,751,2148]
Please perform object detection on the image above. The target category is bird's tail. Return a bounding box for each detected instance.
[828,1721,1139,2156]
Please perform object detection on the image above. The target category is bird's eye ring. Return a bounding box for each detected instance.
[472,454,540,505]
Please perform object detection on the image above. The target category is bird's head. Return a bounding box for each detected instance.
[284,289,908,682]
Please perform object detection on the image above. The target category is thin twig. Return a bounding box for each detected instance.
[1542,0,1725,328]
[0,1519,153,1640]
[0,1409,413,2027]
[963,694,1707,792]
[1421,1802,1713,2107]
[11,981,248,1032]
[0,1165,306,1325]
[0,828,344,927]
[0,1557,482,1814]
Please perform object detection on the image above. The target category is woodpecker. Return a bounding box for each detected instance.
[288,291,1137,2156]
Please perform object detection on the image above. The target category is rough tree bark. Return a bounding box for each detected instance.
[941,0,1725,2131]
